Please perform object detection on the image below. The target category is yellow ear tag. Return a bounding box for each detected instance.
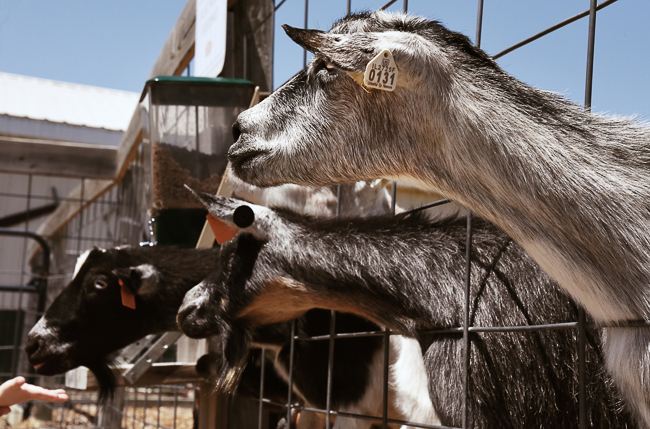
[346,71,372,93]
[363,50,398,91]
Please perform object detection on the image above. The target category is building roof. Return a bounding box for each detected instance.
[0,72,139,132]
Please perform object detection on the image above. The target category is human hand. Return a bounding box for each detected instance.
[0,377,68,411]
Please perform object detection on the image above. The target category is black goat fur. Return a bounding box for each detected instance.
[25,245,383,411]
[179,195,636,428]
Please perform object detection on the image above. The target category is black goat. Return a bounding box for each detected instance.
[25,246,219,400]
[178,194,636,428]
[24,245,395,427]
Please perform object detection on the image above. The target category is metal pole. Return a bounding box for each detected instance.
[462,211,473,429]
[286,320,296,427]
[336,185,342,217]
[303,0,309,68]
[157,387,162,429]
[258,348,266,429]
[584,0,598,111]
[578,2,598,427]
[475,0,484,48]
[325,311,336,429]
[461,4,483,426]
[271,0,276,90]
[12,174,32,377]
[143,387,149,427]
[382,329,390,429]
[243,34,248,80]
[384,166,397,429]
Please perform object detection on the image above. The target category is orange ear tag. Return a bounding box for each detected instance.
[119,278,136,310]
[206,214,239,244]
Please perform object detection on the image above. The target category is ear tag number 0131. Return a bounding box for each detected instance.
[364,50,398,91]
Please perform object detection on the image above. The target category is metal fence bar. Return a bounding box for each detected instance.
[258,348,266,429]
[493,0,618,59]
[461,211,473,429]
[379,0,398,11]
[577,1,599,427]
[133,387,138,429]
[11,174,32,377]
[294,404,459,429]
[157,387,163,429]
[325,311,336,429]
[144,387,149,428]
[286,320,296,427]
[584,0,598,111]
[172,387,178,429]
[302,0,309,69]
[381,328,390,429]
[76,178,86,255]
[402,198,452,215]
[475,0,484,48]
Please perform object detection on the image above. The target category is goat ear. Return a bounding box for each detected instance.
[282,25,326,52]
[112,265,159,296]
[128,265,160,296]
[282,25,371,73]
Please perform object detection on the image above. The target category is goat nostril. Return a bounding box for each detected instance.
[232,121,242,143]
[24,338,40,357]
[177,305,194,327]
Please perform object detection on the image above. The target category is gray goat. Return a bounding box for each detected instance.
[177,193,636,428]
[228,11,650,426]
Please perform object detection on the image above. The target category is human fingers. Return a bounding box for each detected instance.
[1,377,25,391]
[0,406,11,416]
[21,384,69,402]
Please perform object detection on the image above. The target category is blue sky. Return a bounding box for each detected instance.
[0,0,647,118]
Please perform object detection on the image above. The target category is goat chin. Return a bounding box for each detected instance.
[85,360,116,403]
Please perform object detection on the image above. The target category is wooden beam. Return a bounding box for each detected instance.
[82,363,204,389]
[148,0,197,80]
[0,136,116,179]
[32,0,198,259]
[115,0,196,183]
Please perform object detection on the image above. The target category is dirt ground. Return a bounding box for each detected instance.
[0,406,195,429]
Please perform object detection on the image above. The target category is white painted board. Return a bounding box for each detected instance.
[195,0,228,77]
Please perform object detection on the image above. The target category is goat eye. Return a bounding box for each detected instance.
[313,59,335,77]
[94,279,108,290]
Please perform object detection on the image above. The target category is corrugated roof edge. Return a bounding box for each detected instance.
[0,114,132,134]
[0,71,139,98]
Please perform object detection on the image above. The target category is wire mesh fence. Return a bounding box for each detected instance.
[257,1,620,429]
[0,0,634,428]
[0,144,201,428]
